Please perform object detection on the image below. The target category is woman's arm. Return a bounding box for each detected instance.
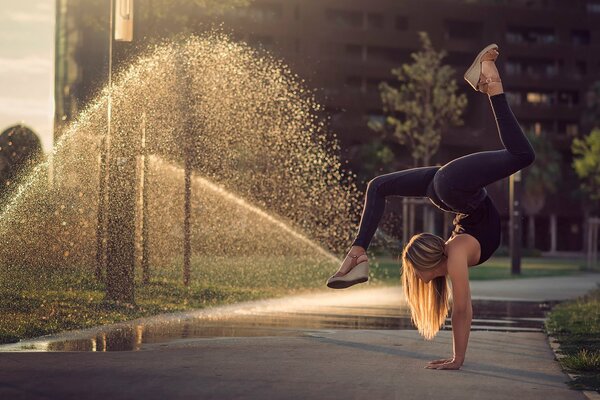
[427,249,472,370]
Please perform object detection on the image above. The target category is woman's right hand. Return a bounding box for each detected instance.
[425,357,454,367]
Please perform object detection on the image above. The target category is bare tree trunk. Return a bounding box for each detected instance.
[183,150,192,286]
[140,112,150,284]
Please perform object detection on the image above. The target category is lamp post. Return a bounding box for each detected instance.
[509,170,522,275]
[98,0,136,302]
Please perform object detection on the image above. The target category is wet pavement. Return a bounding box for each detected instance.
[2,275,598,399]
[0,281,569,352]
[3,298,559,352]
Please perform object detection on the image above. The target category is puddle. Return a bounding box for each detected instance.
[1,298,561,352]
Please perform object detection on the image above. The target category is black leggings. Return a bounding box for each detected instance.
[352,93,535,250]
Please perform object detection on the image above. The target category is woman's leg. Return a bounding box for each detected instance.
[434,93,535,210]
[351,166,440,250]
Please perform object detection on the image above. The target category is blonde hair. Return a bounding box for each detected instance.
[401,232,450,340]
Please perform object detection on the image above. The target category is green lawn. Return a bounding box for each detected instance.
[0,255,334,345]
[0,255,593,345]
[371,255,590,284]
[545,288,600,393]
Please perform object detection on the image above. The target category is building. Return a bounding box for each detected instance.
[55,0,600,253]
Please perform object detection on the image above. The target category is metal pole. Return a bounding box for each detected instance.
[510,170,522,274]
[183,151,192,286]
[141,112,150,283]
[95,0,114,282]
[592,218,600,269]
[175,52,193,287]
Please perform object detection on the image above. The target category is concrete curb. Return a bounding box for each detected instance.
[547,334,600,400]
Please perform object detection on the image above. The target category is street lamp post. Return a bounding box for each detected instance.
[509,170,522,275]
[98,0,136,302]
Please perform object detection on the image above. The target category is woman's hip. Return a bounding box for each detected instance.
[432,167,488,214]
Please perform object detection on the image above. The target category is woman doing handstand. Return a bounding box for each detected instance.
[326,44,536,370]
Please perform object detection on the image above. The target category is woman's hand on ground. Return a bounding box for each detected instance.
[425,357,463,370]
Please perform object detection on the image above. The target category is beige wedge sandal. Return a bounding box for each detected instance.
[326,253,369,289]
[463,43,501,92]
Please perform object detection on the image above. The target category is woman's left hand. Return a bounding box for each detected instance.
[425,357,463,370]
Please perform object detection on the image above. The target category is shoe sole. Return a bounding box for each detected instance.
[326,276,369,289]
[463,43,498,91]
[326,262,369,289]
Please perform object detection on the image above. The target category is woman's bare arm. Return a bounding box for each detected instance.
[427,249,472,370]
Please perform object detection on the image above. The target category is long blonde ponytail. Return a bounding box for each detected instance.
[400,233,450,340]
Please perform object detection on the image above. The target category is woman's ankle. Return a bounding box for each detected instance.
[350,245,366,255]
[487,82,504,97]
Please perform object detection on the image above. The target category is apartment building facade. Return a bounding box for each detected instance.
[55,0,600,252]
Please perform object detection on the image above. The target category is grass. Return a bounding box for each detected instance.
[0,254,345,345]
[0,255,593,346]
[545,287,600,393]
[372,255,589,283]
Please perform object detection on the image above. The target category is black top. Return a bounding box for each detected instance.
[426,182,501,266]
[449,196,501,265]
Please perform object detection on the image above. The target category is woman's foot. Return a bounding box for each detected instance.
[330,246,368,278]
[326,246,370,289]
[479,49,504,96]
[463,43,503,96]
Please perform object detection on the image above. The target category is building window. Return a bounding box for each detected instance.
[571,29,591,45]
[444,20,483,41]
[506,91,522,106]
[559,121,579,137]
[247,34,274,49]
[523,121,553,135]
[506,26,556,44]
[544,61,559,77]
[366,78,388,92]
[366,13,384,29]
[366,110,386,126]
[366,46,410,63]
[395,15,408,30]
[587,1,600,13]
[345,44,363,59]
[326,9,362,28]
[238,3,283,22]
[558,91,579,107]
[345,76,364,92]
[526,91,554,105]
[505,60,522,76]
[574,61,587,78]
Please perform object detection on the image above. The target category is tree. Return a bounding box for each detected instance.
[368,31,467,167]
[349,139,395,186]
[0,125,43,206]
[521,131,562,249]
[572,128,600,215]
[368,31,467,239]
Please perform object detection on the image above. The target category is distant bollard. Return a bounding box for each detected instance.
[587,217,600,270]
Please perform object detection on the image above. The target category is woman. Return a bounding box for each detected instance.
[326,44,536,370]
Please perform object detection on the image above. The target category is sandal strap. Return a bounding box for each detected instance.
[349,253,369,265]
[348,252,366,258]
[478,76,502,84]
[481,50,498,61]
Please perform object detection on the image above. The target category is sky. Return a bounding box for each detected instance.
[0,0,54,153]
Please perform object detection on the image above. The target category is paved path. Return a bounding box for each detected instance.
[1,273,599,400]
